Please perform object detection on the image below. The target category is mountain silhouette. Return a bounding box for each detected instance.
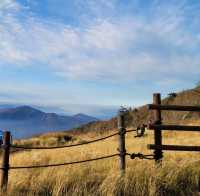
[0,106,98,138]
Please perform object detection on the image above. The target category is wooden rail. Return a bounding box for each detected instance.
[148,144,200,151]
[148,104,200,111]
[148,124,200,131]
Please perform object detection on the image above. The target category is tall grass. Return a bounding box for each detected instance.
[1,128,200,196]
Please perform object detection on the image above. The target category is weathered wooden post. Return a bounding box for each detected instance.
[118,109,126,174]
[153,93,163,164]
[1,131,11,191]
[118,109,127,196]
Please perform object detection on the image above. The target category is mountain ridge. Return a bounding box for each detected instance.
[61,86,200,136]
[0,106,98,138]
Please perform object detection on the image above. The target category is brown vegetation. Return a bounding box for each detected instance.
[2,128,200,196]
[1,87,200,195]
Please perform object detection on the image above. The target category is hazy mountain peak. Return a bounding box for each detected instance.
[73,113,88,117]
[0,106,98,138]
[73,113,98,123]
[14,106,43,113]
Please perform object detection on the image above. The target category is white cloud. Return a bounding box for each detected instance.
[0,0,20,11]
[0,0,200,83]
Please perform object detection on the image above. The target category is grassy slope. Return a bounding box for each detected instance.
[2,86,200,196]
[5,129,200,196]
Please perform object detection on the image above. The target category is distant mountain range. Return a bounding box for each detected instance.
[0,106,98,138]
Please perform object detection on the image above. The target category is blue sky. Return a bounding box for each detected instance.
[0,0,200,118]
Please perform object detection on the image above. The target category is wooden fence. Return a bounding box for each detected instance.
[147,93,200,163]
[1,92,200,192]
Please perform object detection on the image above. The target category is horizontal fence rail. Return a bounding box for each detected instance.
[148,104,200,111]
[148,124,200,131]
[125,129,137,133]
[11,129,137,150]
[11,132,119,150]
[148,144,200,152]
[1,154,120,170]
[0,152,153,170]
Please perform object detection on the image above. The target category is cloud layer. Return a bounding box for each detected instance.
[1,0,200,83]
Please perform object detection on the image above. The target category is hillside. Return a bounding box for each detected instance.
[28,86,200,146]
[0,106,98,138]
[63,86,200,135]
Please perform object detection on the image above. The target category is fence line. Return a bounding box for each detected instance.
[1,153,119,170]
[11,129,137,150]
[11,132,119,150]
[0,152,153,170]
[126,129,137,133]
[147,93,200,164]
[0,92,197,191]
[0,112,143,191]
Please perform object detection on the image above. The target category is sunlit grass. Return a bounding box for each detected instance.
[1,127,200,196]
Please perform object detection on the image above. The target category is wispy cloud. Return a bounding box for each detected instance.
[0,0,21,11]
[0,0,199,83]
[0,0,200,115]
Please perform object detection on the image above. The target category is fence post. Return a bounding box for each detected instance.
[153,93,163,164]
[1,131,11,191]
[118,110,126,174]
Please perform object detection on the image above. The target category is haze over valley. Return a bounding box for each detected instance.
[0,105,98,138]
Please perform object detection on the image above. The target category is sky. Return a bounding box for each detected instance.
[0,0,200,118]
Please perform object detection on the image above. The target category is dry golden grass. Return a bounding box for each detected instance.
[1,126,200,196]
